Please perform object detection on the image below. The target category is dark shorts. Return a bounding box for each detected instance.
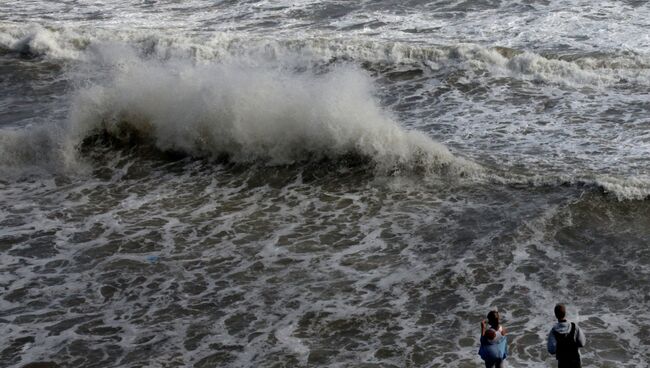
[557,359,581,368]
[484,359,505,368]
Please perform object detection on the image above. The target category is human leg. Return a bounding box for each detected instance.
[557,359,581,368]
[484,359,504,368]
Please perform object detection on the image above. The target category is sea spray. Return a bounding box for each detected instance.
[0,124,79,178]
[67,57,482,176]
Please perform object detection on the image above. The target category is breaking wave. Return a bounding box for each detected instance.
[1,23,649,87]
[492,174,650,201]
[1,24,648,200]
[66,59,480,176]
[0,50,482,179]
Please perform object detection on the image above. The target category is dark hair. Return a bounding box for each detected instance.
[485,329,497,340]
[554,304,566,320]
[487,310,499,329]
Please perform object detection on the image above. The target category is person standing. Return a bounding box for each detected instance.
[547,304,586,368]
[479,310,508,368]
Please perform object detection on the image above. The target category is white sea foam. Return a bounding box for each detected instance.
[275,323,310,361]
[0,24,82,59]
[2,0,649,55]
[593,176,650,201]
[485,172,650,201]
[1,22,648,88]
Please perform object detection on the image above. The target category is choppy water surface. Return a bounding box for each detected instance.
[1,1,650,367]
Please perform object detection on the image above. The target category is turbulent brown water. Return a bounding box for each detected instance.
[1,1,650,367]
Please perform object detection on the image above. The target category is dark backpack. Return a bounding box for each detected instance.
[553,322,581,364]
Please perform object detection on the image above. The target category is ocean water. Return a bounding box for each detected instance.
[1,1,649,367]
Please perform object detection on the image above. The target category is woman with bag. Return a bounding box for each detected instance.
[479,310,508,367]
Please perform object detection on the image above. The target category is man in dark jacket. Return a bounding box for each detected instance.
[547,304,586,368]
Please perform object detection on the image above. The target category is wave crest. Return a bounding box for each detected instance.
[67,60,481,176]
[2,23,649,87]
